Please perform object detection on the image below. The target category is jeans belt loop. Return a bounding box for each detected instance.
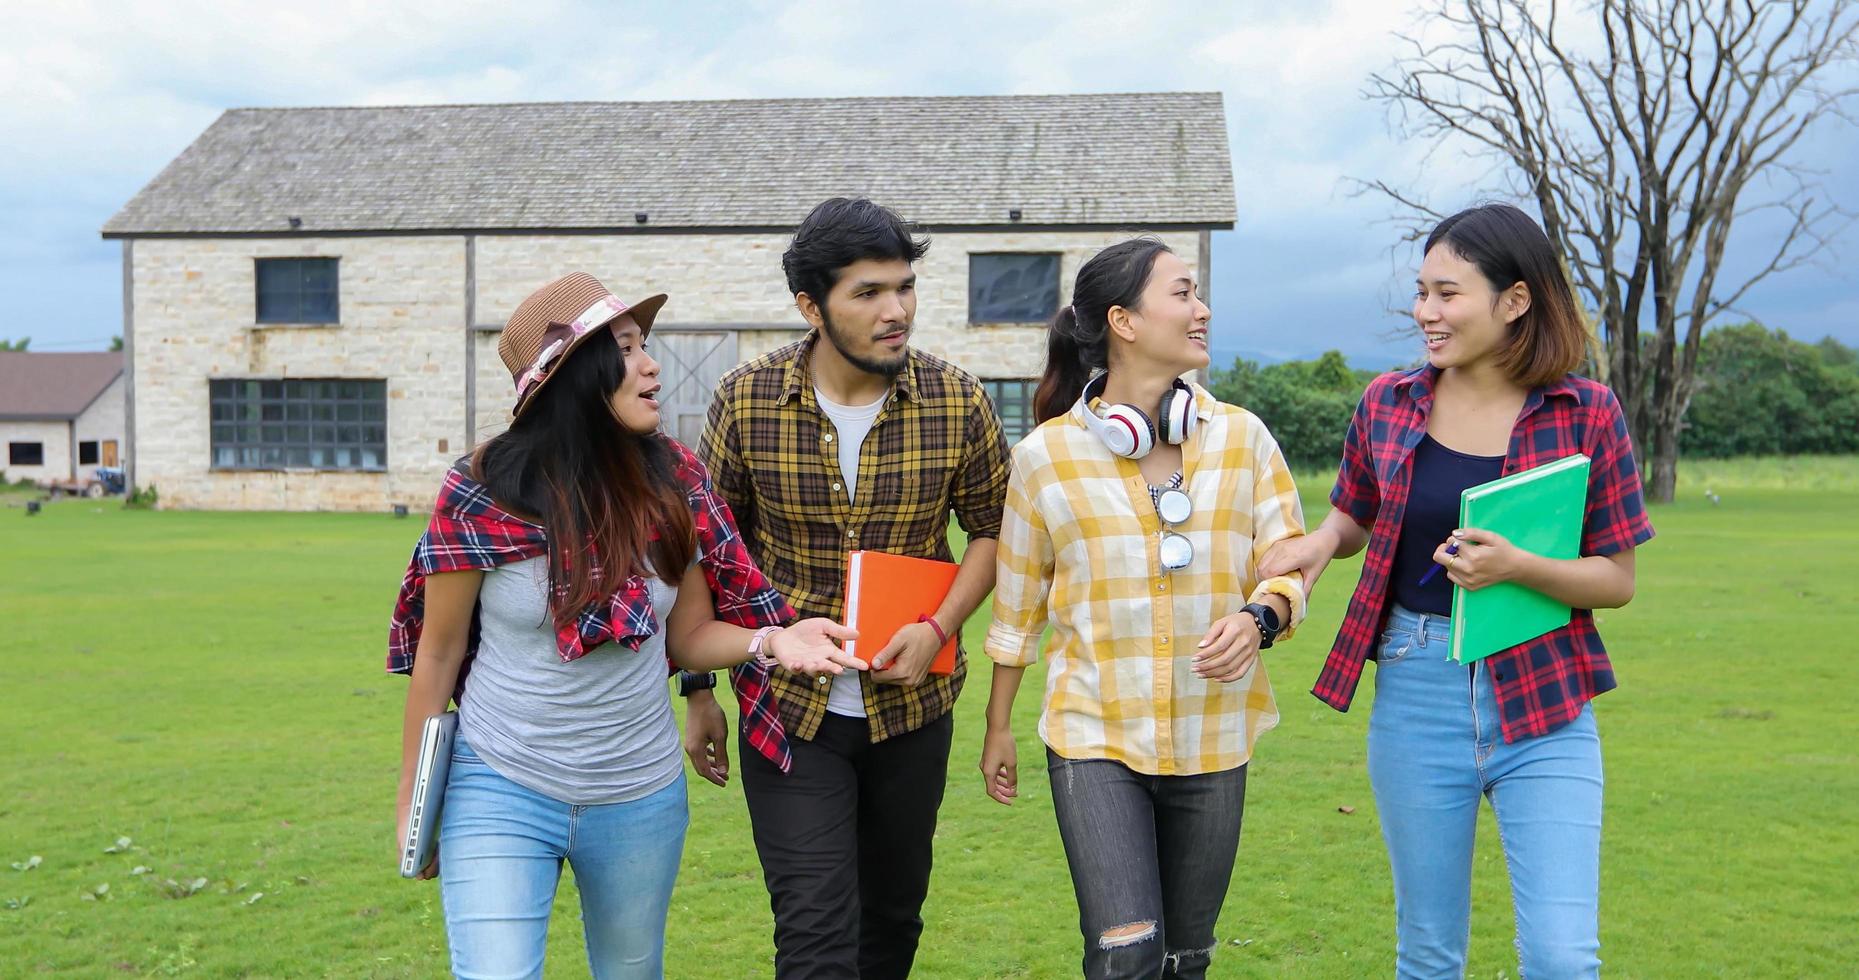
[1414,612,1430,648]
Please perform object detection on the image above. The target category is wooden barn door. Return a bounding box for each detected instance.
[654,331,739,447]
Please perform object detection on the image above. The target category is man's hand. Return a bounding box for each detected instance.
[869,620,943,687]
[681,688,732,787]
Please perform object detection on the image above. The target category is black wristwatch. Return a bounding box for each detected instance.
[676,670,717,697]
[1240,602,1282,649]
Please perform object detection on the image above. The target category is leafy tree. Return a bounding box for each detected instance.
[0,337,28,351]
[1211,352,1382,471]
[1682,324,1859,457]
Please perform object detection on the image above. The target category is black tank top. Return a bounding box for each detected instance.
[1391,434,1505,616]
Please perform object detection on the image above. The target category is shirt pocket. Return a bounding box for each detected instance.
[863,458,955,520]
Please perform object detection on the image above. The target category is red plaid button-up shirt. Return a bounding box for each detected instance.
[387,437,800,770]
[1311,366,1655,742]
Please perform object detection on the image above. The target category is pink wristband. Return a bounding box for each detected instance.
[916,614,947,645]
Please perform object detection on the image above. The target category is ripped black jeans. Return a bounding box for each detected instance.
[1047,750,1247,979]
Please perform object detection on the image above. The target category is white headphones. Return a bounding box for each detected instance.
[1074,373,1198,459]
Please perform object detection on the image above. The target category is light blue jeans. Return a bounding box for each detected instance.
[437,733,688,980]
[1367,604,1603,980]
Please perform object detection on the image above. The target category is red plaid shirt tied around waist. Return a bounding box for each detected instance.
[386,437,799,770]
[1312,367,1655,743]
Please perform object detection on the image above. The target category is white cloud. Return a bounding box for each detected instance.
[0,0,1853,350]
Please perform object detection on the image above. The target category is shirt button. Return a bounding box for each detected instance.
[847,529,858,539]
[1157,582,1167,592]
[832,482,843,492]
[1159,636,1169,646]
[823,433,834,443]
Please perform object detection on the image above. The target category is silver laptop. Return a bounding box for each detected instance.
[399,711,459,878]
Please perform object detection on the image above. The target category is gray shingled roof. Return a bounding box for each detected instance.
[103,93,1234,235]
[0,352,122,421]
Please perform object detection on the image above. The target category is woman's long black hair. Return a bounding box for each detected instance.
[472,335,693,626]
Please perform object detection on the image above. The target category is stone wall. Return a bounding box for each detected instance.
[130,228,1205,510]
[131,237,467,511]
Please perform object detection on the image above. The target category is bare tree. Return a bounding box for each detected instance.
[1360,0,1859,502]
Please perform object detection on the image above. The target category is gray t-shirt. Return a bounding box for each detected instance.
[458,557,683,805]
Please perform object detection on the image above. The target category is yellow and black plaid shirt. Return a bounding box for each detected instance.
[699,330,1011,742]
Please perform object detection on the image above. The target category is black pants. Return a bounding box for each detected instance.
[740,711,954,980]
[1048,750,1248,980]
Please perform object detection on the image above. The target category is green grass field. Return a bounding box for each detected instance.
[3,458,1856,977]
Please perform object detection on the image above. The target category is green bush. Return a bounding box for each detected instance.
[1682,324,1859,457]
[1210,350,1381,470]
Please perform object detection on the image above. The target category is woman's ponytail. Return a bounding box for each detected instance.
[1034,304,1093,424]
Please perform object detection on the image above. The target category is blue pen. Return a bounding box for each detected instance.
[1417,539,1459,586]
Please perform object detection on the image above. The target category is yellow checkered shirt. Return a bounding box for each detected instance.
[985,386,1307,775]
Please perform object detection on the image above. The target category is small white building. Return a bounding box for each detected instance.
[103,93,1236,511]
[0,352,125,487]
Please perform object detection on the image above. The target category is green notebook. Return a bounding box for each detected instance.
[1448,453,1591,664]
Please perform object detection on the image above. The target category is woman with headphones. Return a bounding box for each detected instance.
[979,237,1307,979]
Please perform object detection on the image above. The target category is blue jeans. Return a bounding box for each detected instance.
[1367,605,1603,980]
[437,733,688,980]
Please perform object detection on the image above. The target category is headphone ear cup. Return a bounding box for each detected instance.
[1101,405,1155,458]
[1160,385,1195,444]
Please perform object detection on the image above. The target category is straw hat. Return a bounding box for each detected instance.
[496,272,667,418]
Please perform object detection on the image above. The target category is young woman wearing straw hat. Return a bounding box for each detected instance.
[387,272,863,979]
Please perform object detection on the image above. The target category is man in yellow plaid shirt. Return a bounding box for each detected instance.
[684,198,1009,979]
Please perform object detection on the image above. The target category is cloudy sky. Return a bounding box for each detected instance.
[4,0,1855,366]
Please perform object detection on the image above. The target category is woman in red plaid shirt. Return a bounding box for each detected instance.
[389,273,860,979]
[1261,205,1654,979]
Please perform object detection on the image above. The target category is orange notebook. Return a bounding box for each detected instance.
[842,550,960,674]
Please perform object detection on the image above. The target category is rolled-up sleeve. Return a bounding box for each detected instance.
[985,445,1052,667]
[1581,388,1656,557]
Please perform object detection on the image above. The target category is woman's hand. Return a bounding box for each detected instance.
[765,618,864,676]
[395,804,438,880]
[1433,527,1524,591]
[1193,612,1263,683]
[1258,527,1337,595]
[980,726,1018,805]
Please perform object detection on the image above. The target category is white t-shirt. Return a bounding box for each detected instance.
[814,385,887,718]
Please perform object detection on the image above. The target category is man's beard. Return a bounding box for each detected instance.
[819,308,909,379]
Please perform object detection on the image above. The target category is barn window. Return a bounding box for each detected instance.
[209,379,386,471]
[8,442,44,466]
[982,378,1039,446]
[78,441,99,465]
[255,258,340,324]
[968,253,1060,323]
